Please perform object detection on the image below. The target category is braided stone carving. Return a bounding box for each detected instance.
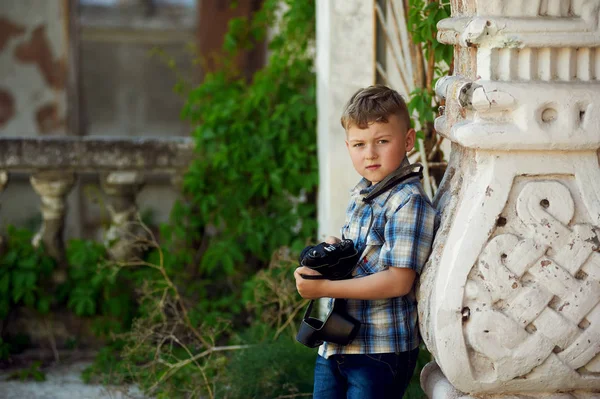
[463,181,600,382]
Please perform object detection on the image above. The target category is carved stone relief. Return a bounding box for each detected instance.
[463,179,600,384]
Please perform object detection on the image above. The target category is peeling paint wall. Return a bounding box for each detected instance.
[0,0,69,136]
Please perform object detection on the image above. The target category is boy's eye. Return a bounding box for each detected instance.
[377,140,388,144]
[352,143,364,148]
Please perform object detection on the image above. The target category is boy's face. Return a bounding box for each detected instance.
[345,115,416,185]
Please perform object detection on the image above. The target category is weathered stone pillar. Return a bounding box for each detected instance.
[316,0,375,239]
[418,1,600,398]
[100,171,146,261]
[30,171,76,282]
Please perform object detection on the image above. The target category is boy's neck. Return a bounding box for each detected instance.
[361,159,422,203]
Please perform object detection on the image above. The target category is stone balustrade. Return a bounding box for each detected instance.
[0,136,194,268]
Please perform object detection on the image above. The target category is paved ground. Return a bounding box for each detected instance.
[0,361,147,399]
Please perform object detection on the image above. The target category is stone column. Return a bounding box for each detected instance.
[316,0,375,239]
[30,171,76,282]
[100,171,146,261]
[418,0,600,398]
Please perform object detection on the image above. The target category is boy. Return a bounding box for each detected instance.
[294,84,439,399]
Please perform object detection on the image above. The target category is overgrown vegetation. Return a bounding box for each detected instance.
[94,2,319,395]
[0,227,137,359]
[1,1,452,397]
[407,0,452,196]
[406,0,452,135]
[0,226,55,321]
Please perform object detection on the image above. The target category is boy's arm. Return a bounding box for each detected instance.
[295,193,437,300]
[295,266,415,300]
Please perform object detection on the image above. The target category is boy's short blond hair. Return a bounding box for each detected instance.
[340,84,411,131]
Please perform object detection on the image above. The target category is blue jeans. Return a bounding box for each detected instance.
[313,348,419,399]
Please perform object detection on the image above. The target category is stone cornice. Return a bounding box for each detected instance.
[438,15,600,48]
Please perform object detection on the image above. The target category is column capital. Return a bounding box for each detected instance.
[434,0,600,153]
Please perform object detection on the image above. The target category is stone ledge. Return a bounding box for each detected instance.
[0,136,195,173]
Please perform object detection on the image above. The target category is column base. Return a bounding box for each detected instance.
[420,362,600,399]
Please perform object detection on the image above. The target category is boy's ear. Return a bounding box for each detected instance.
[405,128,416,152]
[345,139,349,150]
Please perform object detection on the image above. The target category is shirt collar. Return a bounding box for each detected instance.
[350,157,417,202]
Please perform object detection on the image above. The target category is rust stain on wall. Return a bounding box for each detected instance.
[0,17,26,51]
[14,25,66,90]
[0,89,16,127]
[36,103,65,133]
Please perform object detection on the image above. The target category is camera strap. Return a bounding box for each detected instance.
[345,162,424,245]
[362,163,423,204]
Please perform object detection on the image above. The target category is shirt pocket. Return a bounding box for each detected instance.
[355,227,385,276]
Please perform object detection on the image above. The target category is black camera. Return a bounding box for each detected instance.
[299,239,361,280]
[296,239,362,348]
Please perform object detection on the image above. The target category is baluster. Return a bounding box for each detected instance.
[0,171,8,255]
[0,171,6,192]
[100,171,146,261]
[30,171,76,283]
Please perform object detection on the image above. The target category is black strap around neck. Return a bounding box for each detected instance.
[362,163,423,204]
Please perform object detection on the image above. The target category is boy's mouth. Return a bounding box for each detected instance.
[366,165,381,170]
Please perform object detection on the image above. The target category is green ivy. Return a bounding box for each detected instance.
[0,226,55,319]
[0,228,137,358]
[408,0,452,63]
[58,239,136,336]
[139,0,318,331]
[180,0,317,274]
[8,361,46,382]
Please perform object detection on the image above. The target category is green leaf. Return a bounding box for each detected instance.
[0,274,10,294]
[37,297,50,314]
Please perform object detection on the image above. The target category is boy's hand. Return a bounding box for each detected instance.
[294,266,327,299]
[324,236,341,244]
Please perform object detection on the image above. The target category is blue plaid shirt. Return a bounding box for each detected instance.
[319,165,439,358]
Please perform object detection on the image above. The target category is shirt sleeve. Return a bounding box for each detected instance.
[379,194,438,275]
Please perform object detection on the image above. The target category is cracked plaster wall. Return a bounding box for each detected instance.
[0,0,68,136]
